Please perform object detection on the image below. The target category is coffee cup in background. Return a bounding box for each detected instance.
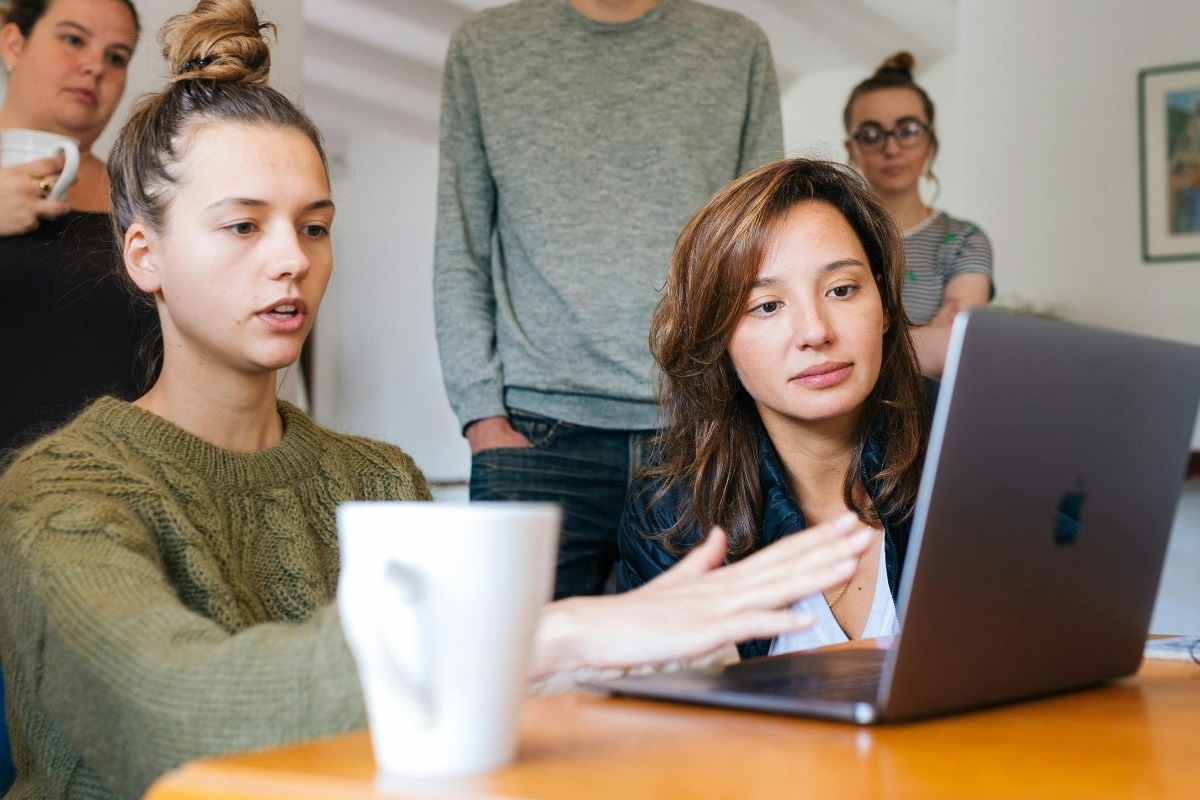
[0,128,81,202]
[337,501,560,778]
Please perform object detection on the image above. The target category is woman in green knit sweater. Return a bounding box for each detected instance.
[0,2,872,799]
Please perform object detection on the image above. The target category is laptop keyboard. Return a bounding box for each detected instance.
[716,647,886,703]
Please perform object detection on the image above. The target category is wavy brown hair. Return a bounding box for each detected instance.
[645,158,927,557]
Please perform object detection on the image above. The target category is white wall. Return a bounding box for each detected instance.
[958,0,1200,340]
[313,133,469,483]
[957,0,1200,633]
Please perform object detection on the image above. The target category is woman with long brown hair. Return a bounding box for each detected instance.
[617,157,934,659]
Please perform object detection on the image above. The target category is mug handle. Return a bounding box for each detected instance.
[48,141,80,202]
[378,561,435,729]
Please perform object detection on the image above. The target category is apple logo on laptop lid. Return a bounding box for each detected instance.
[1055,478,1087,545]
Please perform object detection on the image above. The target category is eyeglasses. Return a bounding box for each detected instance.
[850,118,931,153]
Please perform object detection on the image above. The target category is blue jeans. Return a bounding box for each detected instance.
[469,410,655,599]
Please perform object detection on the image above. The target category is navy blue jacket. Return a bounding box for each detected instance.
[615,383,937,659]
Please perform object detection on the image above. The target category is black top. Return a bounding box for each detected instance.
[0,212,155,456]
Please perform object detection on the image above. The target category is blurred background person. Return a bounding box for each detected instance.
[843,50,993,376]
[0,0,153,457]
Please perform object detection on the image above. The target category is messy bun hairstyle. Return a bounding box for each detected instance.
[842,50,936,133]
[162,0,271,86]
[108,0,326,239]
[107,0,327,385]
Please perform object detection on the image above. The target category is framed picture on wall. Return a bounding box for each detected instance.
[1139,61,1200,262]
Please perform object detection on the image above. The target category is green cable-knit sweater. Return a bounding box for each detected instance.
[0,398,431,800]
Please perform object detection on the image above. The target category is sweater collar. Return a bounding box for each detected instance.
[83,397,323,488]
[559,0,671,33]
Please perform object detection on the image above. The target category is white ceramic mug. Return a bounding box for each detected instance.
[337,501,560,778]
[0,128,81,202]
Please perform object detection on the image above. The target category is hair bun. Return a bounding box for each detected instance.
[162,0,275,85]
[874,50,916,82]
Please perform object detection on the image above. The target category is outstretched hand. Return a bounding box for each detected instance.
[529,513,873,678]
[0,157,72,236]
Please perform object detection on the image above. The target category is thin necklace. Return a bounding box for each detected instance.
[826,552,864,608]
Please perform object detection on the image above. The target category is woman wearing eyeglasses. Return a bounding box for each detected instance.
[844,51,993,376]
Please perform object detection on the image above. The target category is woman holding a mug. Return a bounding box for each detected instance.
[0,0,152,456]
[0,0,138,224]
[0,2,872,797]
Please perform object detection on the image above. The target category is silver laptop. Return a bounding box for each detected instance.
[587,308,1200,723]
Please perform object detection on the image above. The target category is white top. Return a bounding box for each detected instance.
[768,538,898,655]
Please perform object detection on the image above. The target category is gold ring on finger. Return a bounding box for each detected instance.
[37,178,53,198]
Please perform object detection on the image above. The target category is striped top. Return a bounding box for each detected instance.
[901,210,994,325]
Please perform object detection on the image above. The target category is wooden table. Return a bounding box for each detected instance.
[146,657,1200,800]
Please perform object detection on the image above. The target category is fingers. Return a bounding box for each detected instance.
[1,202,41,236]
[651,526,728,585]
[713,515,873,611]
[721,609,815,645]
[730,512,869,576]
[10,156,64,178]
[465,416,534,453]
[35,198,72,220]
[668,609,818,663]
[13,165,62,200]
[725,548,860,615]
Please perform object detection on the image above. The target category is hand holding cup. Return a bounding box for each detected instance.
[0,156,72,235]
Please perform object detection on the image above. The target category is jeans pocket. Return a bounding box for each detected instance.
[506,409,562,449]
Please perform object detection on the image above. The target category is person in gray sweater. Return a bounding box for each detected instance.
[434,0,784,598]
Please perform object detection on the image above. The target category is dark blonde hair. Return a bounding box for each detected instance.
[109,0,326,238]
[107,0,327,383]
[646,158,927,557]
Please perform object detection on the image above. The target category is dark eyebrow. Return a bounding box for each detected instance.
[56,20,92,35]
[820,258,869,274]
[857,116,925,128]
[56,21,135,55]
[204,198,336,213]
[751,259,868,288]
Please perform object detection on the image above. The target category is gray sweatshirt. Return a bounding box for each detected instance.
[434,0,783,430]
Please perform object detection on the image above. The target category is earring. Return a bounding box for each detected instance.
[923,163,942,206]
